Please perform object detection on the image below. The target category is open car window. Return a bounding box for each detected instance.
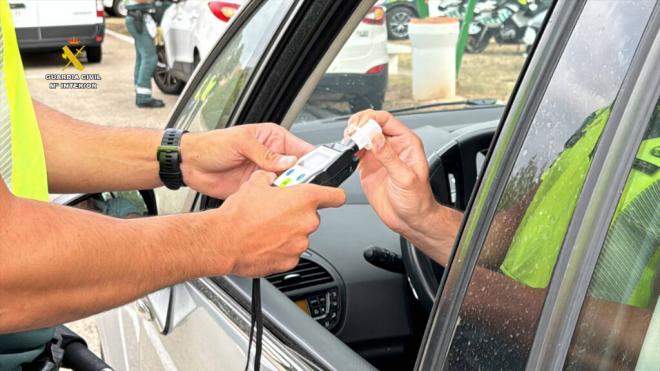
[292,1,549,126]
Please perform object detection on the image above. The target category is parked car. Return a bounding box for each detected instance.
[155,0,388,111]
[154,0,245,94]
[9,0,105,62]
[103,0,126,17]
[383,0,421,40]
[55,0,660,370]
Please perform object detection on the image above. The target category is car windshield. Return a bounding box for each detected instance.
[293,0,545,125]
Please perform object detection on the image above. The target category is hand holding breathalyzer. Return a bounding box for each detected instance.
[349,110,461,266]
[217,170,345,277]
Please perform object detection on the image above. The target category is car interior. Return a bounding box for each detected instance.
[97,0,524,366]
[195,105,504,370]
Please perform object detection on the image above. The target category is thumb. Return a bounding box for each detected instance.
[370,133,416,188]
[248,170,277,185]
[242,140,297,172]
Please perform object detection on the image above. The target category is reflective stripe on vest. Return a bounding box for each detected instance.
[0,1,52,369]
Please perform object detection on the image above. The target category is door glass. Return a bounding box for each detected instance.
[173,0,293,132]
[564,104,659,370]
[293,1,549,125]
[443,1,654,369]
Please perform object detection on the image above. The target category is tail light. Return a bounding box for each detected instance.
[362,6,385,25]
[208,1,240,22]
[96,0,104,18]
[366,64,386,74]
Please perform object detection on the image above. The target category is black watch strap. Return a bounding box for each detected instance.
[157,128,188,190]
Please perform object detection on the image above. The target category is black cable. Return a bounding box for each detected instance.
[254,279,263,371]
[245,278,263,371]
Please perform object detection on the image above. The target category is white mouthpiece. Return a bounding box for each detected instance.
[349,119,382,150]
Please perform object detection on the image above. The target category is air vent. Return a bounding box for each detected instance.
[266,258,333,292]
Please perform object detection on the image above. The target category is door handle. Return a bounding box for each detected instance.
[135,298,154,322]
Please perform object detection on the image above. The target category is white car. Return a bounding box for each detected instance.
[9,0,105,62]
[156,0,388,110]
[103,0,127,17]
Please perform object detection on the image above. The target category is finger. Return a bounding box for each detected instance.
[370,133,416,187]
[281,129,315,158]
[299,184,347,209]
[241,138,298,172]
[248,170,277,185]
[349,110,412,138]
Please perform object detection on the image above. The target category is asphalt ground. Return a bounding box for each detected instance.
[23,30,178,130]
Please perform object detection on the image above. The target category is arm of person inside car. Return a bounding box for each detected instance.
[34,100,312,199]
[462,267,652,369]
[0,170,345,333]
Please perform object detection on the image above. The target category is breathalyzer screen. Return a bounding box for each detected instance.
[300,152,330,170]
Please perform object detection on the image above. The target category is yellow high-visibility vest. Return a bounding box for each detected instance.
[0,0,48,200]
[0,1,52,369]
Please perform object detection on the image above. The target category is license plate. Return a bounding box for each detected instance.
[9,4,25,20]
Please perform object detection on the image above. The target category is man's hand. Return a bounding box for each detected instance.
[348,110,434,233]
[348,110,462,265]
[181,124,314,199]
[203,171,346,277]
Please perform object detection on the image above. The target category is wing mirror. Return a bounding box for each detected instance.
[64,190,157,218]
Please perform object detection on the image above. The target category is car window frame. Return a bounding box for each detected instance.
[414,0,576,368]
[527,5,660,369]
[415,0,660,369]
[165,0,302,131]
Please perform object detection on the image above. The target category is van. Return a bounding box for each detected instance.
[9,0,105,62]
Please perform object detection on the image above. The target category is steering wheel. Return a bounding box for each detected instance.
[400,129,495,312]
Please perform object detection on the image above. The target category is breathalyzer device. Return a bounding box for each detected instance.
[273,119,382,188]
[246,119,382,371]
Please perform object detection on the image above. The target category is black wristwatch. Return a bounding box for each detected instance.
[157,128,188,190]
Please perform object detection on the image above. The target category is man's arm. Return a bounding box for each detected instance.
[35,101,162,193]
[0,171,345,333]
[462,267,652,369]
[35,100,310,197]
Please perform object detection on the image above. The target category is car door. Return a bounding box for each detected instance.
[416,0,659,369]
[53,190,168,371]
[127,0,557,369]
